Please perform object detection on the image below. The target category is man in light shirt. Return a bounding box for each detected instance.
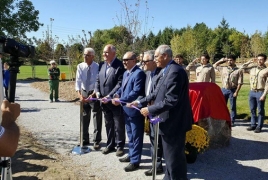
[186,54,215,82]
[75,47,102,149]
[241,53,268,133]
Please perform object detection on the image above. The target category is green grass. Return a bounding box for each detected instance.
[17,65,73,80]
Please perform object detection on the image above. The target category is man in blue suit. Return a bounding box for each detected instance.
[132,45,193,180]
[94,44,126,156]
[112,51,146,172]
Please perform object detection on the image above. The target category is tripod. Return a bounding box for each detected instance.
[0,56,20,180]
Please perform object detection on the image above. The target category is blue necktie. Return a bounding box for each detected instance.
[123,72,130,87]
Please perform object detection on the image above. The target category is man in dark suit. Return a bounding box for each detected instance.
[94,44,126,157]
[112,51,146,172]
[141,50,164,176]
[132,45,193,180]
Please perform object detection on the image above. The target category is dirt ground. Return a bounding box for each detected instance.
[7,81,83,180]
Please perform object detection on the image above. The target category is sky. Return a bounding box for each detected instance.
[27,0,268,45]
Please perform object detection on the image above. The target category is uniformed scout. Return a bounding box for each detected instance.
[186,53,215,82]
[213,55,243,127]
[241,53,268,133]
[48,60,60,102]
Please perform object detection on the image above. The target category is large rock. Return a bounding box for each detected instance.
[197,117,231,148]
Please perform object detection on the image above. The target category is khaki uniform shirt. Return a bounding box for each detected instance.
[186,63,215,83]
[215,65,243,89]
[241,64,268,95]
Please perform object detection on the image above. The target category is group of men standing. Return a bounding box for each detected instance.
[177,53,267,132]
[75,44,193,180]
[74,42,268,180]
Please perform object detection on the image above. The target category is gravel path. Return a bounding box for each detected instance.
[16,81,268,180]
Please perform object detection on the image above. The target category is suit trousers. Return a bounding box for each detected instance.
[82,90,102,144]
[125,114,144,164]
[162,132,188,180]
[101,102,125,149]
[149,123,163,169]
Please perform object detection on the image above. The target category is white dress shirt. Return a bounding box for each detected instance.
[75,61,99,92]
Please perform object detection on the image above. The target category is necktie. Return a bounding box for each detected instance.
[86,66,91,92]
[123,72,130,87]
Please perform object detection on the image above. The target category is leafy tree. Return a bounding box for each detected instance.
[0,0,43,38]
[193,23,212,56]
[54,44,66,63]
[250,31,265,57]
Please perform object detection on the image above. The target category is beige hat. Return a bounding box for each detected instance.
[50,60,56,64]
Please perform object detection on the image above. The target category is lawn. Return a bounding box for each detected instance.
[17,65,74,80]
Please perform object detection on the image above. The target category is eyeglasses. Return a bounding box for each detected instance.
[103,51,109,54]
[84,54,92,58]
[142,60,153,64]
[122,58,134,62]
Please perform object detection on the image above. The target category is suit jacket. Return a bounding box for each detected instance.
[95,58,125,98]
[145,67,162,95]
[116,65,146,117]
[140,61,193,136]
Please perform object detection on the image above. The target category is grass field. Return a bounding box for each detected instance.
[17,65,74,80]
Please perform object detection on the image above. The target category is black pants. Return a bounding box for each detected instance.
[149,123,163,169]
[101,102,125,149]
[82,90,102,144]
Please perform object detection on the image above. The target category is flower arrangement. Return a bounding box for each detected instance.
[185,124,209,155]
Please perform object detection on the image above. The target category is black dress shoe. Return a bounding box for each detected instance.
[93,142,101,150]
[144,167,164,176]
[102,147,115,154]
[119,156,130,162]
[247,126,256,131]
[124,163,139,172]
[254,127,261,133]
[116,148,124,157]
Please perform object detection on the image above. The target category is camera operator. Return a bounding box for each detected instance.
[0,100,20,157]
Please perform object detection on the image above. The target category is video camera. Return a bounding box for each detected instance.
[0,36,34,58]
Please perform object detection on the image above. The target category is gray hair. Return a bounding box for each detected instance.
[106,44,116,52]
[143,50,155,60]
[156,45,173,58]
[84,47,95,55]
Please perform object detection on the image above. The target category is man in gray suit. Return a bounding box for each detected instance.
[131,45,193,180]
[94,44,126,157]
[142,50,163,176]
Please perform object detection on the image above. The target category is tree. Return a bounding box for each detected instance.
[250,31,265,57]
[0,0,43,38]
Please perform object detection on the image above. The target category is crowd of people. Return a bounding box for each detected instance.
[0,43,267,180]
[73,43,267,180]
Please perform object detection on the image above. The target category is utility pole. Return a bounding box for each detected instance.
[50,18,54,60]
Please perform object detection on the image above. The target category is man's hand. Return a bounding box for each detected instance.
[140,107,149,117]
[127,101,139,108]
[101,96,111,104]
[233,92,238,97]
[1,100,20,127]
[260,95,266,101]
[112,98,120,106]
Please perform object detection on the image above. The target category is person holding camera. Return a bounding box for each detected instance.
[48,60,60,103]
[0,100,20,157]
